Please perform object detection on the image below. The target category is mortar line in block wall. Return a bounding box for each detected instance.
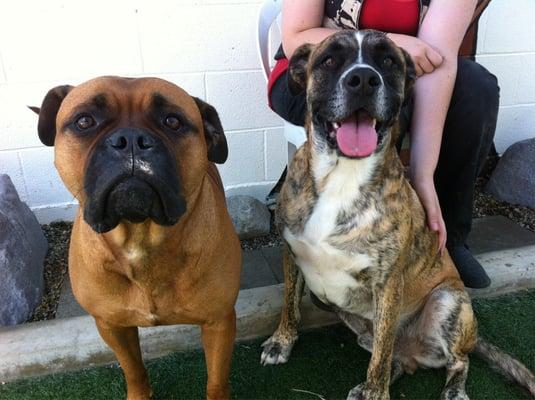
[263,130,268,180]
[17,151,29,202]
[0,51,6,82]
[500,102,535,109]
[16,152,29,200]
[0,146,49,154]
[203,68,263,76]
[512,67,523,107]
[134,7,146,73]
[203,73,208,100]
[476,51,535,57]
[225,126,283,135]
[204,73,209,102]
[480,9,491,55]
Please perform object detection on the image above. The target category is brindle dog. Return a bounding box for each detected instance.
[260,30,535,400]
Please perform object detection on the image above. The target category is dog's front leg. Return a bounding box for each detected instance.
[95,319,152,400]
[261,242,305,365]
[201,310,236,400]
[347,273,403,400]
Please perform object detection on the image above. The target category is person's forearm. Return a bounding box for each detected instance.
[281,0,336,58]
[282,28,336,58]
[409,59,457,183]
[408,0,475,184]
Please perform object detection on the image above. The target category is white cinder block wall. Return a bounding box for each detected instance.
[0,0,533,223]
[476,0,535,153]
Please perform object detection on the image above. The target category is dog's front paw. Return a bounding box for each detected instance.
[347,383,388,400]
[440,387,469,400]
[260,332,297,366]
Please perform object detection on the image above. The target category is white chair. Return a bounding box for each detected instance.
[256,0,307,161]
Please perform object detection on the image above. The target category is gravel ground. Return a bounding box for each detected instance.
[27,157,535,322]
[27,222,71,322]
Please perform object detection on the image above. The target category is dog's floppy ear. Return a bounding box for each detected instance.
[193,97,228,164]
[287,43,314,95]
[33,85,73,146]
[400,48,416,105]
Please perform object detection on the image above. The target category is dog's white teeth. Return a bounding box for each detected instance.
[372,119,377,128]
[332,122,340,130]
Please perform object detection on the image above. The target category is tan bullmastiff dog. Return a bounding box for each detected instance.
[33,77,241,400]
[260,30,535,399]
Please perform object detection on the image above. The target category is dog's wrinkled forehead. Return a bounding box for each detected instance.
[57,76,202,127]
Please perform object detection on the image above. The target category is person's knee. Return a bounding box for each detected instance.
[450,59,499,146]
[454,58,500,113]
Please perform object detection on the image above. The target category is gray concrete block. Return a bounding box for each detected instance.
[55,278,86,319]
[240,250,278,289]
[0,175,48,326]
[261,246,284,283]
[468,216,535,255]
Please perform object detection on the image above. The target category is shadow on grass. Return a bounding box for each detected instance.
[2,290,534,399]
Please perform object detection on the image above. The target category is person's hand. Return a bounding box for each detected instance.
[386,33,444,77]
[410,174,447,253]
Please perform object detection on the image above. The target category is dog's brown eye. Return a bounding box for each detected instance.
[323,56,334,68]
[383,57,394,67]
[75,115,95,130]
[164,116,181,131]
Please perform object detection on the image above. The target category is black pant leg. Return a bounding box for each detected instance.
[269,70,307,127]
[435,58,499,247]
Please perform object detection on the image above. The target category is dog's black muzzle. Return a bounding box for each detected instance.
[83,127,186,233]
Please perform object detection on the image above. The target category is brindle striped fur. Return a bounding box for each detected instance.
[261,30,535,400]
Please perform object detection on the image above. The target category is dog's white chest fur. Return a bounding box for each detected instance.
[284,155,379,315]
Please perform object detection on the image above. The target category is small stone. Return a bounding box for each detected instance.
[485,138,535,209]
[0,175,48,325]
[226,195,271,239]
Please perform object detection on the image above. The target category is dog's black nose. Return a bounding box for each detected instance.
[344,67,381,95]
[107,128,156,154]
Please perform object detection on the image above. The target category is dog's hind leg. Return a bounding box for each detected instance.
[409,284,476,400]
[261,243,305,365]
[442,358,470,400]
[440,289,476,400]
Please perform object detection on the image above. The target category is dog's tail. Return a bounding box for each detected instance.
[473,336,535,397]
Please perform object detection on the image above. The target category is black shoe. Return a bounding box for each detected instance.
[448,245,491,289]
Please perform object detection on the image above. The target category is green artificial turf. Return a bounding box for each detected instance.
[2,290,534,400]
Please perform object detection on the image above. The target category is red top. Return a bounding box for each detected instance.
[359,0,420,36]
[267,0,421,106]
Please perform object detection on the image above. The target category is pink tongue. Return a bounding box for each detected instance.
[336,110,377,157]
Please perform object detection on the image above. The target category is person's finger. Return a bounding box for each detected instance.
[426,203,440,234]
[427,197,447,253]
[419,57,435,74]
[414,62,424,77]
[419,190,445,252]
[426,47,443,68]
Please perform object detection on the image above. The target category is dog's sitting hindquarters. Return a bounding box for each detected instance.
[260,30,535,400]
